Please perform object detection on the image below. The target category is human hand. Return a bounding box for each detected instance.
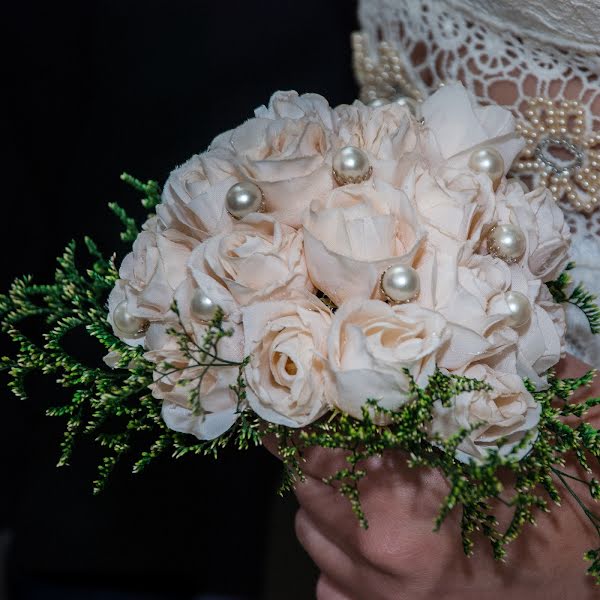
[281,354,600,599]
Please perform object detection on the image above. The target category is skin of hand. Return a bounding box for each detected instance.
[267,354,600,600]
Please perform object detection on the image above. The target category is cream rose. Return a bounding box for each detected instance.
[144,316,245,441]
[190,213,312,306]
[421,83,524,174]
[211,91,336,228]
[431,364,541,463]
[325,299,448,421]
[253,90,337,125]
[412,167,497,254]
[303,179,423,305]
[334,100,417,186]
[242,294,332,427]
[496,182,571,282]
[157,149,239,241]
[108,220,197,346]
[489,271,566,386]
[430,253,517,370]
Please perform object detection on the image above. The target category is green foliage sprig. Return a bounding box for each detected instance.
[548,262,600,334]
[157,304,248,416]
[0,174,220,491]
[108,174,161,243]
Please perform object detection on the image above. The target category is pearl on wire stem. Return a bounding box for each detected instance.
[332,146,372,186]
[113,300,147,336]
[488,223,526,263]
[190,289,219,322]
[505,291,531,328]
[380,264,420,303]
[225,181,264,219]
[468,147,504,190]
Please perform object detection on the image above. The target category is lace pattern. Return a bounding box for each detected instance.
[357,0,600,366]
[357,0,600,129]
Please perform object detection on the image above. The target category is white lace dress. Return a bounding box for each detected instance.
[355,0,600,366]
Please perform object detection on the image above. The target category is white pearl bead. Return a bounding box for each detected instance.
[488,224,526,263]
[381,264,420,303]
[505,291,531,328]
[225,181,264,219]
[190,289,218,322]
[332,146,372,185]
[113,300,146,336]
[391,95,421,118]
[368,98,388,108]
[468,147,505,190]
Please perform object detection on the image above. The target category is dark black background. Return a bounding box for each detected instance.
[1,1,358,597]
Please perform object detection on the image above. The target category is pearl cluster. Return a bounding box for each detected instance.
[513,97,600,213]
[351,32,423,106]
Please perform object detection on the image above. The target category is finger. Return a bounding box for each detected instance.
[295,471,459,582]
[316,575,354,600]
[298,509,412,600]
[295,507,365,589]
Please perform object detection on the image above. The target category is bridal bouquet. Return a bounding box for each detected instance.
[4,83,600,581]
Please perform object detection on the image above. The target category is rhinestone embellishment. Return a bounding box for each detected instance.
[534,138,584,175]
[513,97,600,213]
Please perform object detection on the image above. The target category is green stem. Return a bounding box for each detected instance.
[552,467,600,534]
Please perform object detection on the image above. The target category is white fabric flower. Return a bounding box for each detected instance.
[108,220,197,346]
[142,271,244,440]
[157,149,239,241]
[190,213,312,306]
[431,364,541,463]
[303,179,423,305]
[489,267,566,385]
[496,181,571,282]
[242,294,332,427]
[411,167,496,254]
[421,82,524,173]
[211,91,337,228]
[325,299,448,422]
[334,100,417,185]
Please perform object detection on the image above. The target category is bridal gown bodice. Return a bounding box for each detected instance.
[356,0,600,367]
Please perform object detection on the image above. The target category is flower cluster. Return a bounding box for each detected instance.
[107,84,571,463]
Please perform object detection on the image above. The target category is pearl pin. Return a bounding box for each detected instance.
[505,291,531,328]
[488,224,526,263]
[381,264,420,303]
[113,300,147,336]
[469,147,505,190]
[225,181,264,219]
[190,289,219,322]
[332,146,372,186]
